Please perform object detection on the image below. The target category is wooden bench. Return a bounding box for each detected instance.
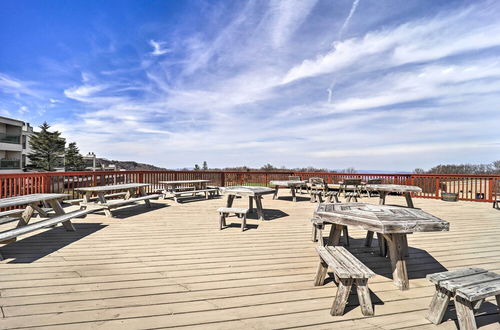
[217,207,248,231]
[311,217,349,247]
[173,189,219,203]
[0,207,103,260]
[100,194,162,208]
[0,209,25,225]
[314,246,375,316]
[63,192,128,205]
[426,267,500,329]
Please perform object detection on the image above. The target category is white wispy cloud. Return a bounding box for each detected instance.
[149,40,170,56]
[13,0,500,170]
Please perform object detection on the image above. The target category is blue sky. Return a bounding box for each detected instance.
[1,0,499,171]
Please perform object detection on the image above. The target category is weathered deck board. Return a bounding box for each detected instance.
[0,195,499,329]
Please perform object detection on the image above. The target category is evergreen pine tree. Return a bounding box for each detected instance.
[194,164,200,170]
[65,142,85,171]
[202,161,208,170]
[27,122,66,171]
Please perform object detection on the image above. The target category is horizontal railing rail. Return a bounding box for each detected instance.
[0,170,498,202]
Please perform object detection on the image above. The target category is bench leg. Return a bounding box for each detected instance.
[248,197,253,213]
[139,187,151,207]
[356,279,373,316]
[312,224,318,242]
[426,286,451,324]
[455,296,477,330]
[496,295,500,312]
[291,187,296,202]
[379,192,387,205]
[219,213,226,230]
[241,214,246,231]
[273,187,279,200]
[314,259,328,286]
[331,278,353,316]
[365,231,374,247]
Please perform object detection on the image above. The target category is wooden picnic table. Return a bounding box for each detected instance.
[158,180,215,202]
[314,202,449,290]
[269,180,306,202]
[220,186,276,221]
[365,184,423,208]
[0,193,71,230]
[76,183,160,217]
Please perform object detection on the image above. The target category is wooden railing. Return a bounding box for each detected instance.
[0,170,498,202]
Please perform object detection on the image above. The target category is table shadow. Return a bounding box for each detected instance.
[221,223,259,231]
[246,209,289,221]
[96,202,169,219]
[2,223,107,263]
[275,196,310,202]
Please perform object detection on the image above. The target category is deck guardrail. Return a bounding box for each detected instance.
[0,170,498,202]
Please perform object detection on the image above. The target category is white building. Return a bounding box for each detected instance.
[0,116,34,172]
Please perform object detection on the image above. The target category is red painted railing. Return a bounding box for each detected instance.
[0,170,498,202]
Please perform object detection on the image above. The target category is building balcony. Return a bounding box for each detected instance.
[0,133,21,144]
[0,159,21,169]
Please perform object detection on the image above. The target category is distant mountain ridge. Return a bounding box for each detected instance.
[96,158,167,171]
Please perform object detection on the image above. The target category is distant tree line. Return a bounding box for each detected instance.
[192,162,353,173]
[414,161,500,175]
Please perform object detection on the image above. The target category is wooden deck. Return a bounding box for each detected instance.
[0,194,499,329]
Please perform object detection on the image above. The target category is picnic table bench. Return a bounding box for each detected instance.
[314,246,375,316]
[0,193,101,260]
[426,267,500,329]
[159,180,218,203]
[76,183,161,217]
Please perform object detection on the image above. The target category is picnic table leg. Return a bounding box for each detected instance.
[30,203,49,218]
[226,195,235,207]
[404,192,414,208]
[139,187,151,208]
[379,192,387,205]
[291,186,297,202]
[255,196,265,221]
[426,285,451,324]
[326,224,343,246]
[384,233,409,290]
[273,186,279,200]
[248,197,253,213]
[97,192,113,218]
[377,233,387,257]
[47,199,75,231]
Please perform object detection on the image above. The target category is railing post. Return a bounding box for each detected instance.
[138,172,144,183]
[487,178,494,202]
[435,178,440,199]
[221,172,225,187]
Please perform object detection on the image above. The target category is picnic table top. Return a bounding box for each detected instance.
[220,186,276,196]
[269,180,306,186]
[0,193,69,208]
[314,202,449,234]
[75,183,150,192]
[159,180,211,185]
[365,184,423,193]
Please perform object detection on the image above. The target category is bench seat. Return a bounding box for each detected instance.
[173,189,219,202]
[0,207,103,260]
[314,246,375,316]
[426,267,500,329]
[101,194,162,208]
[217,207,249,231]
